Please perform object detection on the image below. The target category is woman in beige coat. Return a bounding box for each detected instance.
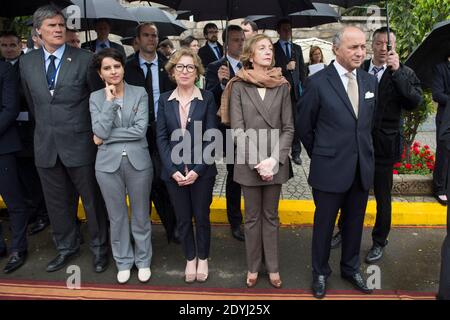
[223,34,294,288]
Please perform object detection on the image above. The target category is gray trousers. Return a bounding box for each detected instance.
[241,184,282,273]
[96,156,153,271]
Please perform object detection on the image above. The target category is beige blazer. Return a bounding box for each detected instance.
[230,81,294,187]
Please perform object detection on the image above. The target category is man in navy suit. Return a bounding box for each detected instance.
[198,23,223,69]
[81,18,126,59]
[0,60,31,273]
[205,25,245,242]
[298,26,378,299]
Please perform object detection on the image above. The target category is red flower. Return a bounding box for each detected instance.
[413,142,421,148]
[416,163,423,168]
[405,163,412,170]
[413,148,420,155]
[424,145,430,150]
[393,170,399,175]
[393,162,402,168]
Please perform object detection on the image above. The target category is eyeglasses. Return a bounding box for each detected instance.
[175,64,196,73]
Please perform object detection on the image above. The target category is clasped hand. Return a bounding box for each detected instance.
[172,170,199,186]
[255,157,277,182]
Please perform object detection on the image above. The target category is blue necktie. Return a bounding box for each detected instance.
[46,55,57,90]
[373,66,384,80]
[214,46,221,59]
[237,62,242,70]
[285,42,291,60]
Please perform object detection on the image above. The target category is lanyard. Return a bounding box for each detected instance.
[46,56,63,90]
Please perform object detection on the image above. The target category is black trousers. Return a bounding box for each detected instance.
[0,153,29,253]
[434,107,448,195]
[312,168,369,277]
[291,95,302,157]
[37,157,108,256]
[16,157,48,222]
[337,163,392,247]
[165,177,215,260]
[438,164,450,299]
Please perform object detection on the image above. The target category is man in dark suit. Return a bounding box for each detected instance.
[331,27,422,263]
[205,25,245,242]
[81,18,126,58]
[20,5,109,273]
[0,60,31,273]
[432,54,450,206]
[124,22,178,243]
[298,26,378,299]
[274,19,306,166]
[0,31,50,236]
[198,23,223,69]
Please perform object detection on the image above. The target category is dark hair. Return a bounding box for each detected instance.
[159,38,174,49]
[276,18,291,31]
[180,35,198,48]
[94,18,111,27]
[373,27,396,39]
[203,23,218,37]
[0,31,20,44]
[135,22,158,38]
[92,48,125,72]
[222,25,243,44]
[241,19,258,32]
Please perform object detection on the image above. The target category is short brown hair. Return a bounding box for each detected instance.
[165,48,205,82]
[240,34,275,70]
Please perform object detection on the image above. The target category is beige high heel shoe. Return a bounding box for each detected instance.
[185,258,197,283]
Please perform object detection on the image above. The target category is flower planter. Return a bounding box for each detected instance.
[391,174,433,196]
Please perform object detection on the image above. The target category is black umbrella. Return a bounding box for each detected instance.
[2,0,73,18]
[135,0,315,21]
[247,3,341,30]
[64,0,139,36]
[405,20,450,89]
[313,0,377,8]
[125,7,187,38]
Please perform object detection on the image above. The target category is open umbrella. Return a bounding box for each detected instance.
[405,20,450,89]
[64,0,139,36]
[126,0,315,21]
[125,7,187,38]
[2,0,73,18]
[313,0,377,8]
[247,2,341,30]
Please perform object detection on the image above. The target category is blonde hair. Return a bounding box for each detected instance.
[309,45,324,64]
[241,34,275,70]
[165,48,205,82]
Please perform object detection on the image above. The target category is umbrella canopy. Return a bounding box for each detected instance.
[247,3,341,30]
[2,0,73,18]
[405,20,450,89]
[129,0,315,21]
[125,7,187,37]
[64,0,138,36]
[313,0,377,8]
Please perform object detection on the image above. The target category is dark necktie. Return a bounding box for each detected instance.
[145,62,155,122]
[236,62,242,70]
[285,42,291,60]
[46,55,57,90]
[214,46,221,60]
[100,43,107,49]
[372,65,384,81]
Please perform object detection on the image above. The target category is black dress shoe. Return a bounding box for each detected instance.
[312,275,327,299]
[231,227,245,241]
[46,251,79,272]
[434,194,448,206]
[94,254,108,273]
[4,251,27,274]
[341,273,372,294]
[29,218,50,236]
[292,155,302,165]
[365,244,385,264]
[331,231,342,249]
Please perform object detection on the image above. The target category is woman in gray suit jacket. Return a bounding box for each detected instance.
[224,34,294,288]
[89,49,153,284]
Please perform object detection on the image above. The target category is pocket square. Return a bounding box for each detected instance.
[365,91,375,99]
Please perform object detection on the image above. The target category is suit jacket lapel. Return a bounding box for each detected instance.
[53,46,70,94]
[122,84,135,127]
[171,99,181,128]
[185,99,199,130]
[37,49,53,101]
[244,85,275,127]
[357,71,367,121]
[327,65,357,120]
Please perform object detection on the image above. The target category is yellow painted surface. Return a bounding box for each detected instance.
[1,196,446,226]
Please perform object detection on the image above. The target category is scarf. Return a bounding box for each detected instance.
[218,67,290,125]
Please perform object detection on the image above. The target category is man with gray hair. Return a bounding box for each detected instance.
[297,26,378,299]
[20,5,109,273]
